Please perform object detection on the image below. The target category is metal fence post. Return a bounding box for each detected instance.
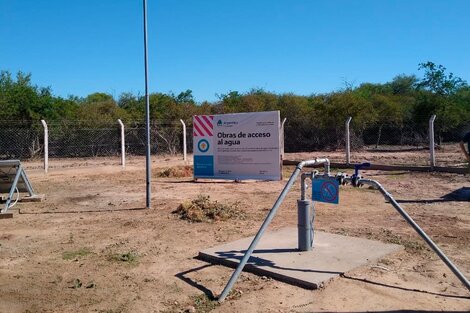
[429,115,436,168]
[117,119,125,169]
[281,118,287,159]
[345,116,352,164]
[40,120,48,173]
[180,119,187,161]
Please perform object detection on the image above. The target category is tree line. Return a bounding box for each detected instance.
[1,62,469,155]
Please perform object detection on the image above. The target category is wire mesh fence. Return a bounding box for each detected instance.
[0,120,188,169]
[47,122,121,158]
[0,121,43,159]
[434,120,470,167]
[350,121,432,166]
[0,116,468,170]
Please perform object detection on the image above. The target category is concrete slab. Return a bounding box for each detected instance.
[0,213,13,219]
[19,194,45,203]
[1,194,45,202]
[199,227,402,289]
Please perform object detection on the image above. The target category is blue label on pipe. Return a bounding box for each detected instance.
[312,178,339,204]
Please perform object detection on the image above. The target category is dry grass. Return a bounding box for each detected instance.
[156,165,193,178]
[172,195,245,223]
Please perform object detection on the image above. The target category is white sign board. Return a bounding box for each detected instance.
[193,111,281,180]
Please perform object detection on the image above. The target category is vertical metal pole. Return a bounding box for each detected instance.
[345,116,352,164]
[429,115,436,168]
[117,119,125,169]
[300,172,315,248]
[180,119,187,162]
[281,118,287,160]
[40,120,48,174]
[297,199,312,251]
[143,0,151,208]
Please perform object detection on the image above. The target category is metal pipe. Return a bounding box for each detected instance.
[218,158,330,302]
[40,119,48,173]
[143,0,151,208]
[429,115,436,168]
[3,165,22,213]
[297,199,312,251]
[300,171,315,200]
[20,169,35,196]
[300,172,309,201]
[345,116,352,164]
[117,119,125,169]
[180,119,187,162]
[300,171,316,248]
[324,159,330,176]
[346,177,470,292]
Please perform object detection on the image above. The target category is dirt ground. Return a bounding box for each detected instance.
[1,153,470,313]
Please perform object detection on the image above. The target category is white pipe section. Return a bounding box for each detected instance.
[345,116,352,164]
[180,119,187,162]
[117,119,125,169]
[281,118,287,159]
[40,119,48,173]
[429,115,436,168]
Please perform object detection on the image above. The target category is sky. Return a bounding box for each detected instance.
[1,0,470,102]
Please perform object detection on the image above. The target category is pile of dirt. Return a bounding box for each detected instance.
[156,165,193,178]
[172,195,245,222]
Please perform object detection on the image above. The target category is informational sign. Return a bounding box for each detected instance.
[193,111,281,180]
[312,177,339,204]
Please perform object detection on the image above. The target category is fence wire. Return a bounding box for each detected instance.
[48,122,121,157]
[0,118,468,169]
[0,122,43,159]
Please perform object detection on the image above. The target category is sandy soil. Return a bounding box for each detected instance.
[19,142,469,172]
[1,153,470,313]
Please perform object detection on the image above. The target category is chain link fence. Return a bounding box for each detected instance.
[0,121,43,159]
[47,121,121,158]
[0,120,188,169]
[46,120,187,158]
[281,115,468,167]
[283,122,348,163]
[1,116,468,170]
[434,119,470,167]
[349,117,431,166]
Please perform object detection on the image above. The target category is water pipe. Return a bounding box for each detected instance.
[343,176,470,292]
[218,158,330,302]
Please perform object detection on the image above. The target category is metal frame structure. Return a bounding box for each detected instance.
[0,160,37,214]
[341,172,470,292]
[217,159,470,302]
[218,158,330,301]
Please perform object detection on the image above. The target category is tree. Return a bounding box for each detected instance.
[415,62,469,142]
[76,93,127,125]
[416,62,467,95]
[370,94,406,146]
[388,74,418,95]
